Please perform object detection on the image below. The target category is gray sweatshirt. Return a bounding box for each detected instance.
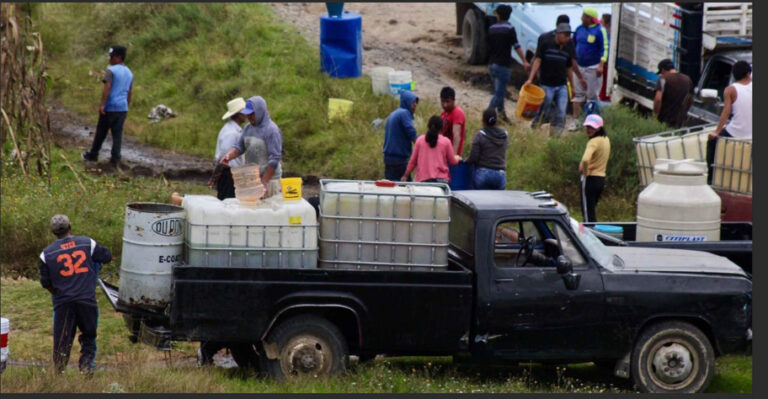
[466,126,509,170]
[234,96,282,177]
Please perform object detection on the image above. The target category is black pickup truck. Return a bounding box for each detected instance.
[103,190,751,393]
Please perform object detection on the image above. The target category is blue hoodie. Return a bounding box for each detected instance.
[383,90,419,164]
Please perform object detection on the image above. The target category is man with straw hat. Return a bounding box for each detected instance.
[210,98,247,200]
[569,7,608,130]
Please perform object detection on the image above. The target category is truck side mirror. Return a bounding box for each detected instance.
[556,255,572,275]
[700,88,718,103]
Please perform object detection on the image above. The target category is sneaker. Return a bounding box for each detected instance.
[498,110,512,124]
[82,152,96,162]
[567,119,580,131]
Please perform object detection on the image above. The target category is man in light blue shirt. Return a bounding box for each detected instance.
[83,45,134,165]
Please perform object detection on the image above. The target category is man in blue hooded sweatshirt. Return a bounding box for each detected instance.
[383,90,419,181]
[221,96,283,197]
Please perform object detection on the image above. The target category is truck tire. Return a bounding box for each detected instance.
[229,343,260,370]
[462,8,488,65]
[262,315,349,379]
[630,321,715,393]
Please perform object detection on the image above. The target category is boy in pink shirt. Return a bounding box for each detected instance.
[402,116,461,183]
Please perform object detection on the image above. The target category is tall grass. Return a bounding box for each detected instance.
[0,146,210,277]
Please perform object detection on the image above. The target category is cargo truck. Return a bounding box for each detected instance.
[102,186,751,393]
[606,2,752,125]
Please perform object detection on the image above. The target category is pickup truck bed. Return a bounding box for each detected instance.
[585,222,752,273]
[169,262,474,356]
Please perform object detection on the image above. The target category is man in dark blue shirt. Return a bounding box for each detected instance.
[382,90,419,181]
[39,214,112,373]
[486,4,529,123]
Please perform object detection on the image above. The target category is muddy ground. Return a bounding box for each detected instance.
[270,2,530,120]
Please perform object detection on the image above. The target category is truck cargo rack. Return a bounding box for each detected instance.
[633,123,716,186]
[318,179,451,271]
[183,223,319,269]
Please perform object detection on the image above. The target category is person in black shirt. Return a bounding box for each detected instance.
[486,4,529,123]
[536,15,587,96]
[39,214,112,374]
[526,23,576,135]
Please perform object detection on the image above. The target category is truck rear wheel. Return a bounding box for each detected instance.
[462,8,488,65]
[262,315,349,379]
[631,321,714,393]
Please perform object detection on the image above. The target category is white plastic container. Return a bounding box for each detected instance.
[372,66,395,96]
[118,203,185,310]
[183,196,318,268]
[634,127,712,185]
[1,317,8,373]
[636,159,721,242]
[388,70,413,97]
[319,180,451,270]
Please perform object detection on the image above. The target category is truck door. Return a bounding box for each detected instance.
[693,56,734,119]
[481,218,606,360]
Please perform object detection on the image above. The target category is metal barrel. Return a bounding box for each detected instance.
[118,203,185,311]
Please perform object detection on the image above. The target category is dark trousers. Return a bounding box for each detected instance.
[582,176,605,223]
[216,167,236,200]
[384,162,410,181]
[86,111,127,162]
[53,301,98,372]
[706,128,732,185]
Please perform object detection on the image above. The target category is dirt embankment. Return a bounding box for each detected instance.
[270,2,528,120]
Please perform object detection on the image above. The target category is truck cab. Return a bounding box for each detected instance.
[689,49,752,124]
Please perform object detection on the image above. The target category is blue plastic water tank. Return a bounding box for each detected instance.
[320,12,362,78]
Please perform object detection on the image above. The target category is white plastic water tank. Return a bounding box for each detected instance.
[319,180,450,270]
[183,196,318,268]
[636,159,721,242]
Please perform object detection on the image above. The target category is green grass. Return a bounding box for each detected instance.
[0,277,752,393]
[0,145,211,277]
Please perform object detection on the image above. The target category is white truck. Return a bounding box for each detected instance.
[606,2,752,124]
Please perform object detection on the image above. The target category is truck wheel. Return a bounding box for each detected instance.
[462,8,488,65]
[262,315,349,379]
[631,321,714,393]
[229,343,260,370]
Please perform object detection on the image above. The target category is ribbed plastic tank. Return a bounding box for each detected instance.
[118,203,185,310]
[636,159,721,242]
[319,180,451,270]
[183,196,318,268]
[320,11,362,78]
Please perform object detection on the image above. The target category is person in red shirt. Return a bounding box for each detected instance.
[439,86,466,156]
[402,116,461,183]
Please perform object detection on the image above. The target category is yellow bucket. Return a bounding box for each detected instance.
[328,98,354,121]
[280,177,302,201]
[515,83,546,121]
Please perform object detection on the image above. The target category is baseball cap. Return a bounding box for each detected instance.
[555,23,572,34]
[657,59,675,74]
[583,114,604,129]
[50,214,71,235]
[584,8,599,19]
[240,99,255,115]
[109,45,127,59]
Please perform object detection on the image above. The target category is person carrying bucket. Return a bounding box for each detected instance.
[39,215,112,374]
[579,115,611,222]
[220,96,283,198]
[526,22,576,135]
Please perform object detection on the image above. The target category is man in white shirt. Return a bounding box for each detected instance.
[211,97,246,200]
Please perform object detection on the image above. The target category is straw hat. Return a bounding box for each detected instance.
[222,97,246,120]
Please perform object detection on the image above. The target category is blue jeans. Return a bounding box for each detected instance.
[488,63,511,113]
[531,84,569,133]
[473,167,506,190]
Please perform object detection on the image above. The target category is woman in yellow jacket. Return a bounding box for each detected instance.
[579,114,610,222]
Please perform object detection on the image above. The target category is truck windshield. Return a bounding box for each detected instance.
[568,217,615,269]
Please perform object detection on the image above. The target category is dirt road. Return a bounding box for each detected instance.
[270,2,528,119]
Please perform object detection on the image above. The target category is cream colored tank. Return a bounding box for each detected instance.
[319,180,451,270]
[182,195,318,268]
[636,159,721,242]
